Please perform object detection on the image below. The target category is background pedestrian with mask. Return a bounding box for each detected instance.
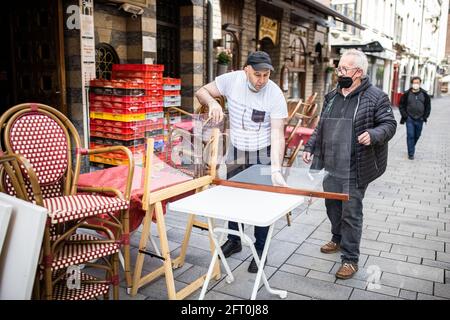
[399,76,431,160]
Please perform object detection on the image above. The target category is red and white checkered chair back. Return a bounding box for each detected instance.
[7,112,69,199]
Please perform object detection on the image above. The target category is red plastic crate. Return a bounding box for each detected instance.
[163,77,181,85]
[90,123,147,135]
[90,130,145,140]
[112,71,163,80]
[163,90,181,96]
[112,64,164,72]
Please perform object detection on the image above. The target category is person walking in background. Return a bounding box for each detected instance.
[399,76,431,160]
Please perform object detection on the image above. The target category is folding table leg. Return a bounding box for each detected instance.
[199,219,234,300]
[248,224,287,300]
[154,201,178,299]
[130,204,154,296]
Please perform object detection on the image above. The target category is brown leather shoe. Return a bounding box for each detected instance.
[320,241,340,254]
[335,263,358,279]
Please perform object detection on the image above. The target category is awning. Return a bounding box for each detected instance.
[332,41,385,53]
[267,0,365,30]
[293,0,365,30]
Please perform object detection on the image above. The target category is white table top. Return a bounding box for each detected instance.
[169,186,304,227]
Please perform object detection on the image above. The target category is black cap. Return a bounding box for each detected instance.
[246,51,274,71]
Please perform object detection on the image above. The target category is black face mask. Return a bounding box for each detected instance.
[338,76,353,89]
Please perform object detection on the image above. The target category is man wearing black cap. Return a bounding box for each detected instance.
[195,51,288,273]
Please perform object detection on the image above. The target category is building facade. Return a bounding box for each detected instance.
[329,0,448,105]
[0,0,361,145]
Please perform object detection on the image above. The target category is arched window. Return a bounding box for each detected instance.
[95,43,119,80]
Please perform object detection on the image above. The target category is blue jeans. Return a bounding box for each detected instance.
[323,175,367,264]
[226,145,271,252]
[406,116,424,157]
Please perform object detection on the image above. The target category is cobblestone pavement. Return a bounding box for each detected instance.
[123,95,450,300]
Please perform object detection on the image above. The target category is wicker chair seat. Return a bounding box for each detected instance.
[50,233,120,271]
[43,194,129,224]
[52,272,110,300]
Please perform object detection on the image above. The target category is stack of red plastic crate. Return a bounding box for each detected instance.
[112,64,165,149]
[163,77,181,108]
[88,64,165,167]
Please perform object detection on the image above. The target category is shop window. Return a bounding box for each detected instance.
[95,43,119,80]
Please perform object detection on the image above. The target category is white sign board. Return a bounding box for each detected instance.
[80,0,96,148]
[0,195,47,300]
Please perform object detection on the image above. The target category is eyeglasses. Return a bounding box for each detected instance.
[241,108,262,132]
[335,66,360,76]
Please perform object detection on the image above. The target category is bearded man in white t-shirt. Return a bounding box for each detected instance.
[195,51,288,273]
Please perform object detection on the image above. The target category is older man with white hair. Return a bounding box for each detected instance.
[303,49,397,279]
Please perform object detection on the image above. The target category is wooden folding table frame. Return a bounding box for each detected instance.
[131,129,221,299]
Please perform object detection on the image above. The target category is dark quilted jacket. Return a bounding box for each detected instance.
[304,79,397,187]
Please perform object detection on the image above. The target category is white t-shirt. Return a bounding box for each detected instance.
[215,70,287,151]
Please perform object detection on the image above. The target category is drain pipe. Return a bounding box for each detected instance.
[207,0,214,82]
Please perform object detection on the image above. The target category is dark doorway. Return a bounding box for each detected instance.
[157,0,181,78]
[0,0,66,115]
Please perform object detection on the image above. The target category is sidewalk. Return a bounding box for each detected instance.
[127,95,450,300]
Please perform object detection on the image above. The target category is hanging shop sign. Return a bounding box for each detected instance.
[258,16,279,46]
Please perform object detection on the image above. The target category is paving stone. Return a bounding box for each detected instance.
[292,211,327,226]
[349,289,403,300]
[387,216,445,230]
[389,229,413,237]
[286,254,335,273]
[399,224,437,235]
[421,259,450,271]
[304,238,327,247]
[212,263,277,299]
[417,293,447,300]
[390,244,436,260]
[373,204,405,213]
[309,230,332,242]
[188,290,244,300]
[434,283,450,299]
[255,289,313,300]
[279,264,309,277]
[360,247,381,257]
[377,233,444,251]
[436,252,450,263]
[367,284,400,297]
[335,277,368,290]
[139,276,192,300]
[296,242,342,263]
[366,225,391,233]
[364,218,399,230]
[361,229,380,241]
[259,239,299,268]
[306,270,336,283]
[269,271,353,300]
[365,256,444,283]
[380,252,407,262]
[399,289,417,300]
[360,238,392,252]
[274,223,317,244]
[380,272,433,294]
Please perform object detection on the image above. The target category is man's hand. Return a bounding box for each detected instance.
[271,171,288,187]
[302,151,313,164]
[208,101,224,124]
[358,131,371,146]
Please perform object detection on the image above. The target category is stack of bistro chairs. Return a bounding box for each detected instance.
[165,96,228,178]
[0,103,134,300]
[283,93,320,226]
[284,92,319,167]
